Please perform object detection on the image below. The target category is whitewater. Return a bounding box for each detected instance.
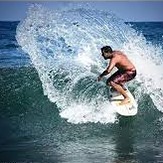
[16,4,163,124]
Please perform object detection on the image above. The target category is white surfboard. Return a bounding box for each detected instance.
[110,87,138,116]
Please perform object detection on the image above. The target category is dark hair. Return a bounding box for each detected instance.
[101,46,113,53]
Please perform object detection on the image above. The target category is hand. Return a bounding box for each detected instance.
[97,76,102,82]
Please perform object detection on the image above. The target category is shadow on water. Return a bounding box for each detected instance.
[112,116,136,163]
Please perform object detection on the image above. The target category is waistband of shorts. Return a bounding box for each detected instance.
[126,68,136,72]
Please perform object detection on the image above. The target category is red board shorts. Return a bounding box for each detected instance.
[107,69,137,86]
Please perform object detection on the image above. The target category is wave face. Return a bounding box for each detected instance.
[16,4,163,123]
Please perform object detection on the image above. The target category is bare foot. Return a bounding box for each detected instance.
[119,97,131,105]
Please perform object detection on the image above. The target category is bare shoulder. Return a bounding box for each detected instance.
[114,51,127,58]
[113,51,124,59]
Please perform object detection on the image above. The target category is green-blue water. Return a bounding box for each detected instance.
[1,67,163,162]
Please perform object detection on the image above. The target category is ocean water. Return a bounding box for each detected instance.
[0,4,163,163]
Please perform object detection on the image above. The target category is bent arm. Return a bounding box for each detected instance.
[99,59,116,78]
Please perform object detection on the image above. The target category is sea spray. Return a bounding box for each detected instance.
[16,4,163,123]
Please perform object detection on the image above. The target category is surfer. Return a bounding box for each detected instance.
[97,46,136,105]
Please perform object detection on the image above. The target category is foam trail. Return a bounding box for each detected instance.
[16,4,163,123]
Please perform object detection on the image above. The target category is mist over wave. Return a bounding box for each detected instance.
[16,4,163,123]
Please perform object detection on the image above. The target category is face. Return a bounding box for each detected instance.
[101,51,111,60]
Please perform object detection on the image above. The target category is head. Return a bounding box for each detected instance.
[101,46,113,60]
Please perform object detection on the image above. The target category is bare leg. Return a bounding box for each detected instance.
[109,81,130,105]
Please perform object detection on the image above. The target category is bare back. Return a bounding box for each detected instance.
[112,51,135,71]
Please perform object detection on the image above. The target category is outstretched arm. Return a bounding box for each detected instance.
[97,59,116,81]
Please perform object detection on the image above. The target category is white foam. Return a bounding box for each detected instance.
[60,102,117,124]
[16,4,163,124]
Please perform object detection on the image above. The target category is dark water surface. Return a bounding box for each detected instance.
[1,67,163,162]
